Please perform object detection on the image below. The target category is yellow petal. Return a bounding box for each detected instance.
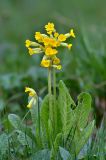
[25,87,36,97]
[27,98,34,109]
[70,29,75,38]
[58,34,66,42]
[25,40,31,48]
[41,59,51,68]
[67,44,72,49]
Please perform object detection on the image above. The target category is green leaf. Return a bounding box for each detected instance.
[32,149,50,160]
[50,133,62,160]
[0,99,5,111]
[64,92,93,152]
[58,80,76,136]
[59,80,76,108]
[92,118,106,158]
[0,133,8,156]
[55,100,63,135]
[8,114,23,130]
[8,113,36,144]
[41,95,49,133]
[59,147,71,160]
[16,130,33,148]
[48,119,54,148]
[71,120,95,156]
[76,92,92,129]
[40,95,50,146]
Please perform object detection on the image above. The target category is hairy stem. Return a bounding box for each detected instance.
[48,67,53,145]
[48,67,52,109]
[53,68,56,101]
[38,96,41,137]
[53,68,57,135]
[48,67,53,124]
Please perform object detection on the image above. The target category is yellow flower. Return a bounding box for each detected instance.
[43,37,58,47]
[25,22,76,70]
[25,40,31,47]
[56,65,62,70]
[53,65,62,70]
[25,40,40,48]
[67,44,72,49]
[27,98,35,109]
[49,38,60,47]
[25,87,37,108]
[70,29,75,38]
[48,31,53,35]
[60,42,72,50]
[43,37,59,47]
[58,34,66,42]
[54,32,59,38]
[25,87,36,96]
[41,59,51,68]
[28,48,34,55]
[45,22,55,34]
[45,47,58,56]
[35,32,43,42]
[43,37,50,46]
[53,57,60,65]
[28,47,42,55]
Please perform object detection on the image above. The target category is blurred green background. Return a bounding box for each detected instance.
[0,0,106,123]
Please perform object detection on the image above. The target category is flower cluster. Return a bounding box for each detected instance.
[25,22,75,70]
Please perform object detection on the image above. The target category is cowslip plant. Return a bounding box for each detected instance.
[25,22,75,115]
[5,22,95,160]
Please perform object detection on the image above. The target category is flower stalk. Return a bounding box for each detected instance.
[53,68,57,135]
[48,67,52,122]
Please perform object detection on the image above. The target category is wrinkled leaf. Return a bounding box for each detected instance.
[0,133,8,156]
[59,147,71,160]
[32,149,50,160]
